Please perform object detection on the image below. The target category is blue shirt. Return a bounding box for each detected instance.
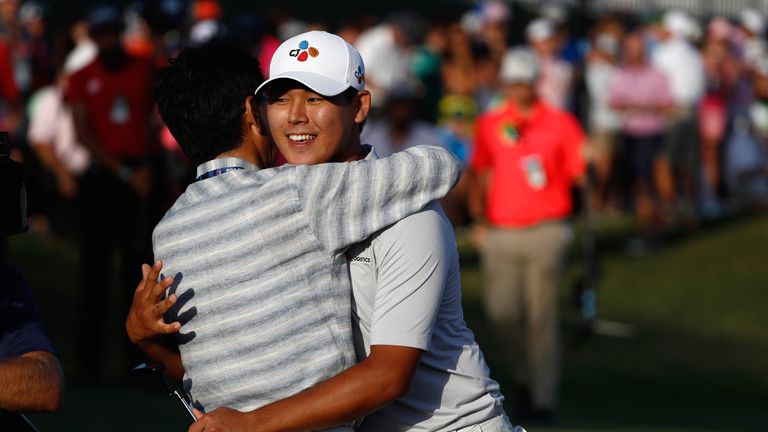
[0,264,56,360]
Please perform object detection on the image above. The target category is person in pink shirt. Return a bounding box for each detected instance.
[608,31,674,254]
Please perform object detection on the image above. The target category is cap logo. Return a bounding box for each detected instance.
[354,65,364,84]
[288,40,319,62]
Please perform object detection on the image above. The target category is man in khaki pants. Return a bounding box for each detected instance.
[469,47,587,426]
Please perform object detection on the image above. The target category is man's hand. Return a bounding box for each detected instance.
[189,407,255,432]
[126,260,180,346]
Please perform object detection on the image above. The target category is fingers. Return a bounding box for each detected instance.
[142,260,166,299]
[188,409,205,432]
[135,263,152,294]
[151,274,175,299]
[152,292,177,315]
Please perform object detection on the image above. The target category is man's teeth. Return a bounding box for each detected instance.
[289,134,315,142]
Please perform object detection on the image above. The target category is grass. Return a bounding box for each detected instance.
[7,211,768,431]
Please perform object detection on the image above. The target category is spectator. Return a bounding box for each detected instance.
[698,17,742,219]
[584,16,623,214]
[650,9,706,227]
[608,31,674,254]
[26,23,94,237]
[355,10,425,114]
[65,3,159,383]
[469,46,586,426]
[723,57,768,211]
[435,93,478,228]
[361,78,444,157]
[526,17,574,110]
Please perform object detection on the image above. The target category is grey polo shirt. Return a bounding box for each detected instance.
[348,150,506,432]
[152,146,460,414]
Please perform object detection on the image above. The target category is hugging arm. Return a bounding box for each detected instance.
[296,145,461,253]
[125,261,184,382]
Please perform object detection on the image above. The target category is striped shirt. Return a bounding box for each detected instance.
[152,146,460,416]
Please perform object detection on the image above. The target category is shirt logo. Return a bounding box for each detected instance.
[289,40,319,62]
[501,122,520,147]
[350,255,371,263]
[86,78,102,94]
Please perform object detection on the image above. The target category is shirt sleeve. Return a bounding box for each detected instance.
[63,69,86,104]
[0,40,18,103]
[470,115,493,172]
[562,113,587,180]
[295,145,461,254]
[27,89,57,145]
[369,203,448,349]
[0,265,57,361]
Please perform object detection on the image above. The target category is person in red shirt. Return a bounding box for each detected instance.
[469,46,586,426]
[64,3,159,384]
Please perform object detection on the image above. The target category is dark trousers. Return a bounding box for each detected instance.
[76,165,153,382]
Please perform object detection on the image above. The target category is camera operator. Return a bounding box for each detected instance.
[0,131,64,422]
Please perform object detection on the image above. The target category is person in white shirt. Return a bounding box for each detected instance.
[650,9,706,225]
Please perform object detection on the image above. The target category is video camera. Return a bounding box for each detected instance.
[0,131,28,236]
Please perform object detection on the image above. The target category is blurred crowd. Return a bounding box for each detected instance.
[3,0,768,381]
[2,0,767,245]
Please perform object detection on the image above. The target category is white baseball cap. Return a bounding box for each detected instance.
[500,47,538,83]
[255,30,365,98]
[526,18,555,43]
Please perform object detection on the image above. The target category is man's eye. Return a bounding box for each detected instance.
[307,97,323,103]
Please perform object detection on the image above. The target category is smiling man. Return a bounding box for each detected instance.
[125,41,461,432]
[130,32,520,432]
[194,31,518,432]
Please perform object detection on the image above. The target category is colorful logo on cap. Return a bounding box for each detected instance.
[289,40,319,62]
[354,65,364,85]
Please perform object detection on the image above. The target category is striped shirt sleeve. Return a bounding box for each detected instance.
[295,145,461,254]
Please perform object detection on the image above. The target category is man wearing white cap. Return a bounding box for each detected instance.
[129,32,518,432]
[651,9,706,223]
[157,31,517,432]
[469,47,586,425]
[125,41,463,432]
[525,17,573,110]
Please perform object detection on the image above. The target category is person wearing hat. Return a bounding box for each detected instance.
[469,46,587,425]
[525,17,573,111]
[125,38,465,432]
[131,31,519,432]
[246,30,515,432]
[650,9,706,225]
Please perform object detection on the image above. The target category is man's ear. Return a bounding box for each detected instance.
[355,90,372,125]
[244,95,269,136]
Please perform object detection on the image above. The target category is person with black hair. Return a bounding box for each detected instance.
[65,3,160,383]
[125,40,462,431]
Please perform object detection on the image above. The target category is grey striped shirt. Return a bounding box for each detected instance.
[153,145,460,415]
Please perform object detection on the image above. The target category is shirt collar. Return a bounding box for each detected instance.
[362,144,378,160]
[195,157,260,179]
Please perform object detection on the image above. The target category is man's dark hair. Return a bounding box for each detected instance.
[154,43,264,166]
